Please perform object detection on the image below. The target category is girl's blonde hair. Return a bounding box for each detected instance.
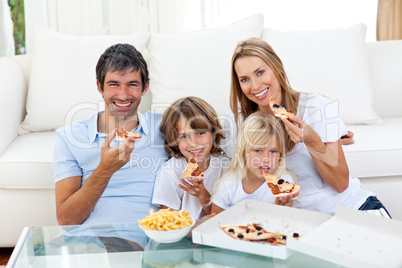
[211,112,297,200]
[230,37,300,152]
[160,96,225,158]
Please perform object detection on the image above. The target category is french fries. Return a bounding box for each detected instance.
[138,208,193,231]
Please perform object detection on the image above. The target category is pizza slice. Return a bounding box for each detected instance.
[220,223,286,243]
[263,173,300,197]
[269,97,295,119]
[180,158,205,179]
[115,128,142,141]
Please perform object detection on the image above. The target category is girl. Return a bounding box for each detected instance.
[152,97,230,219]
[224,37,391,217]
[211,112,299,214]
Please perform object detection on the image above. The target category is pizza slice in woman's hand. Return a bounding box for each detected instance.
[263,173,300,197]
[115,128,142,141]
[269,97,295,119]
[180,158,205,179]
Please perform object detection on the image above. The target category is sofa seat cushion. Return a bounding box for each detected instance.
[343,117,402,178]
[0,132,55,189]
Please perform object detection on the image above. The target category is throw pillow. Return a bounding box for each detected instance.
[147,13,264,118]
[262,24,382,125]
[19,26,150,133]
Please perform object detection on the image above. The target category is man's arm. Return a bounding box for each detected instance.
[55,132,136,225]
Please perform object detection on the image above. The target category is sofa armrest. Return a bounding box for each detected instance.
[0,55,29,154]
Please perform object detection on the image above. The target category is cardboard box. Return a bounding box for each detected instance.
[191,199,332,259]
[287,206,402,268]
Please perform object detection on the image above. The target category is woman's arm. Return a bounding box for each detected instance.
[282,115,349,193]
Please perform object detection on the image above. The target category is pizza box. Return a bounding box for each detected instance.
[286,206,402,268]
[191,199,332,260]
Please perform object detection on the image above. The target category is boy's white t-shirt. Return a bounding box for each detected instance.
[152,154,231,219]
[222,94,373,215]
[212,173,294,210]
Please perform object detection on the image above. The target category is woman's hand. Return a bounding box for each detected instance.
[281,114,321,147]
[274,191,299,207]
[340,131,354,145]
[282,115,349,193]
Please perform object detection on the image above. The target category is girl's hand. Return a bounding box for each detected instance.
[274,191,300,207]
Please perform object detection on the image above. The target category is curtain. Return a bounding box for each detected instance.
[24,0,216,54]
[377,0,402,40]
[0,0,15,56]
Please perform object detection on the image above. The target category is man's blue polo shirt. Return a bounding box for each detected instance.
[53,111,168,228]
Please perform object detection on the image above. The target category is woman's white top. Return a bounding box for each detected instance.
[222,94,373,215]
[152,154,231,219]
[212,173,295,210]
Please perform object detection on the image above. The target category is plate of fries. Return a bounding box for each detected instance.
[138,208,195,243]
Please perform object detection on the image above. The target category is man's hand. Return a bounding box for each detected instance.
[98,129,136,176]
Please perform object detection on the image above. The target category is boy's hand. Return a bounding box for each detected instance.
[179,176,206,197]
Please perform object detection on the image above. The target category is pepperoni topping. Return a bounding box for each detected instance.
[191,166,202,176]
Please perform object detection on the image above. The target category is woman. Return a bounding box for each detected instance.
[224,37,390,217]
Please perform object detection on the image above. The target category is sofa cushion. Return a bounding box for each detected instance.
[343,117,402,178]
[262,24,382,125]
[147,13,264,117]
[19,26,150,134]
[0,132,55,189]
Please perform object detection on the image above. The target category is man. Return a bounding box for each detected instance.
[53,44,168,248]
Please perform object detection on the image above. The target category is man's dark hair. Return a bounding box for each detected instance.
[96,43,149,92]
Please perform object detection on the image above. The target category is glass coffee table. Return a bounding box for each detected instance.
[8,222,340,267]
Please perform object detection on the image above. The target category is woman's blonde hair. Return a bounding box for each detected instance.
[160,96,225,158]
[230,37,300,151]
[211,112,297,201]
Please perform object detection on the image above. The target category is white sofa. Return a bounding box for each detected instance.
[1,14,402,247]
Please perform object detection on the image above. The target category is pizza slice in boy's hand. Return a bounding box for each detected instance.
[269,97,295,119]
[263,173,300,197]
[180,158,205,179]
[115,128,142,141]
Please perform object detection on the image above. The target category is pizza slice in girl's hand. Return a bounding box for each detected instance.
[115,128,142,141]
[269,97,295,119]
[180,158,205,179]
[263,173,300,197]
